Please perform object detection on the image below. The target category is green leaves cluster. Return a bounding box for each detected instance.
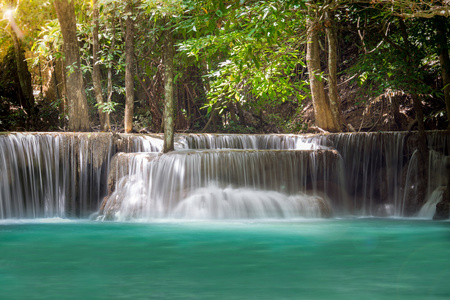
[175,0,310,114]
[348,7,440,98]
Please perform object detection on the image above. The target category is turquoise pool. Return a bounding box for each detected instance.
[0,218,449,299]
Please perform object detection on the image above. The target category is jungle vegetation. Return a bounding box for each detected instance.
[1,0,450,143]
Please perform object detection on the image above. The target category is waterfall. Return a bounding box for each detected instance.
[322,133,408,216]
[0,133,63,218]
[416,149,450,218]
[0,133,114,218]
[418,187,445,218]
[1,131,449,220]
[179,133,328,150]
[179,132,413,216]
[98,150,342,221]
[124,134,164,152]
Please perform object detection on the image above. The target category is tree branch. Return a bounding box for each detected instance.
[397,7,450,19]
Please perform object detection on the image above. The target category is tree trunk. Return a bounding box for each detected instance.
[10,30,35,130]
[51,59,61,102]
[228,102,237,123]
[306,16,340,132]
[163,24,175,153]
[435,16,450,129]
[124,1,135,133]
[411,93,429,213]
[56,57,68,127]
[325,9,342,131]
[54,0,90,132]
[92,0,110,131]
[201,104,217,133]
[236,101,246,126]
[106,16,116,129]
[390,94,403,129]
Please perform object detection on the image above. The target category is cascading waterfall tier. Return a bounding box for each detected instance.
[97,149,344,221]
[178,133,329,150]
[324,132,449,216]
[180,132,450,217]
[0,133,114,218]
[1,131,449,220]
[323,132,408,216]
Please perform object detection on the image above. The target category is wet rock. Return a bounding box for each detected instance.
[433,157,450,220]
[433,174,450,220]
[433,200,449,220]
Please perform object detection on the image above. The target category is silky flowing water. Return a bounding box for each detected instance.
[1,219,449,300]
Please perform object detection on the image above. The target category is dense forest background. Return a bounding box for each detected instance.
[1,0,450,135]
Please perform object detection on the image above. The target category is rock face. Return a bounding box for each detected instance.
[433,200,449,220]
[433,178,450,221]
[433,156,450,220]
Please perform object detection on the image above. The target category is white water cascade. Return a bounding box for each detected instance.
[1,131,449,220]
[0,133,114,218]
[98,149,342,220]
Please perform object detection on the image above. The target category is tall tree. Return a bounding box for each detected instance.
[325,6,342,130]
[92,0,110,131]
[306,2,342,132]
[163,22,175,153]
[140,0,181,148]
[105,14,116,126]
[124,0,135,133]
[54,0,90,131]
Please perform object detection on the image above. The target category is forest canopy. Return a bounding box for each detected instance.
[0,0,450,134]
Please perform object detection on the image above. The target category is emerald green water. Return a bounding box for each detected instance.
[1,219,449,300]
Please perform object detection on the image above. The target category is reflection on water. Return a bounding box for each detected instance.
[0,219,449,299]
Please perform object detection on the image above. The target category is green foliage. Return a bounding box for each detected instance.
[31,19,63,63]
[1,0,56,56]
[139,0,184,18]
[221,120,256,134]
[134,107,153,129]
[1,0,448,132]
[346,7,438,99]
[176,0,310,122]
[95,101,120,114]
